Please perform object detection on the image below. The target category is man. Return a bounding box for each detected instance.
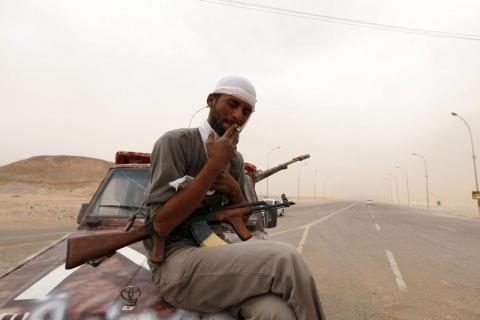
[145,76,326,319]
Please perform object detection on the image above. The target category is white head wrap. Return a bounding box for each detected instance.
[212,75,257,110]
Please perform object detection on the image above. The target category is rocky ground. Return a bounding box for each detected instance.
[0,155,111,275]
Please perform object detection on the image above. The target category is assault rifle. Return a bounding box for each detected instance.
[65,195,295,269]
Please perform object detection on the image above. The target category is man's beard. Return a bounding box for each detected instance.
[209,114,227,136]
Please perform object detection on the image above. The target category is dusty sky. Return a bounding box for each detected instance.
[1,0,480,210]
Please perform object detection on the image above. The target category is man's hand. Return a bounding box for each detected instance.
[212,170,244,204]
[214,206,253,240]
[206,124,240,169]
[152,124,241,237]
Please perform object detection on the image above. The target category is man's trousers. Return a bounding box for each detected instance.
[150,239,326,320]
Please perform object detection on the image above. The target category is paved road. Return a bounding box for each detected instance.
[0,223,75,275]
[2,203,479,319]
[269,201,480,320]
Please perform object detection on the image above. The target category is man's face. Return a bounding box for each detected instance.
[207,94,253,136]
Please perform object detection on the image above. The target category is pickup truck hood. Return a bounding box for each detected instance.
[0,235,173,319]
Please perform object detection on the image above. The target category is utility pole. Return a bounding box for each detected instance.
[412,153,430,209]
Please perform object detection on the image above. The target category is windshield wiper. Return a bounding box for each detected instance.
[125,201,147,231]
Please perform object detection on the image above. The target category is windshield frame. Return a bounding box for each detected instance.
[84,167,149,219]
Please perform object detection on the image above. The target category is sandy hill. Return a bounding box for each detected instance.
[0,156,113,193]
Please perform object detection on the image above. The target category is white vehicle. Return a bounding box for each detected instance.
[366,199,374,205]
[264,199,285,216]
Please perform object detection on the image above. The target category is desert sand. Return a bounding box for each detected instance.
[0,155,112,274]
[0,155,111,220]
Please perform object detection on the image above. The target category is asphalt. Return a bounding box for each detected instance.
[0,223,75,275]
[269,201,480,320]
[2,203,480,319]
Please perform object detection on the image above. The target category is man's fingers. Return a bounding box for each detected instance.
[213,171,225,182]
[224,125,240,145]
[232,131,239,145]
[208,131,215,143]
[207,131,215,144]
[222,125,237,139]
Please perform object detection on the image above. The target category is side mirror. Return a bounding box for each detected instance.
[262,208,277,228]
[77,203,89,224]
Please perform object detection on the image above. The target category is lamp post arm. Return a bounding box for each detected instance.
[456,115,479,191]
[416,154,429,179]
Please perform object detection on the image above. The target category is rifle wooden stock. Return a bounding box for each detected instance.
[65,225,150,269]
[213,197,294,240]
[214,207,253,241]
[150,232,167,264]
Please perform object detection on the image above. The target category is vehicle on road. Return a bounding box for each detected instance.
[0,152,306,319]
[264,199,286,216]
[366,199,374,205]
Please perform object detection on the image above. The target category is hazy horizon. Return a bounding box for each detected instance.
[2,0,480,211]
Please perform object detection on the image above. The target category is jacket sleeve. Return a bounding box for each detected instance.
[145,131,188,218]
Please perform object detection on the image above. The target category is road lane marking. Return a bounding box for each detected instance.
[270,202,357,236]
[375,223,381,231]
[438,225,457,232]
[385,250,407,292]
[0,232,69,240]
[297,225,311,253]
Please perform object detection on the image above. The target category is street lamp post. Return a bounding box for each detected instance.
[297,162,308,203]
[266,146,281,199]
[389,179,393,204]
[384,177,393,204]
[323,176,333,199]
[323,176,329,199]
[451,112,480,213]
[382,180,389,203]
[396,166,410,206]
[389,173,400,205]
[412,153,430,208]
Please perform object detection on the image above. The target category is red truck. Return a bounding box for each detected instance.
[0,152,308,319]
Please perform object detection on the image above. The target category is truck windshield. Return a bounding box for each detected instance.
[89,168,149,217]
[242,174,258,202]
